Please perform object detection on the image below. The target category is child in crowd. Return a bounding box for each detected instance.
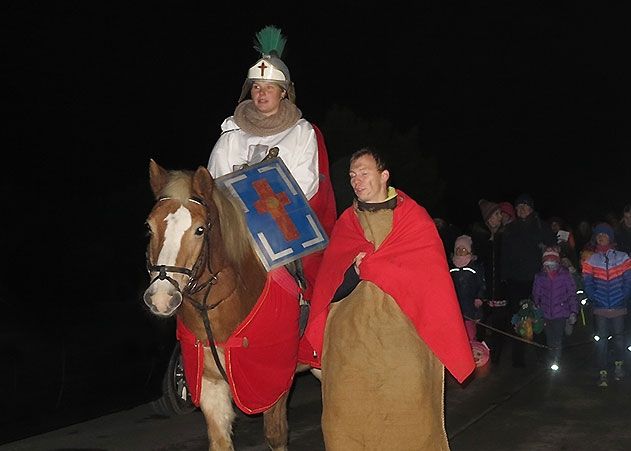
[531,247,578,369]
[582,222,631,387]
[450,235,486,341]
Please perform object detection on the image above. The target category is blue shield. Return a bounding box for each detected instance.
[214,158,329,271]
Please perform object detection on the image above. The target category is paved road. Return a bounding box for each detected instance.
[3,318,630,451]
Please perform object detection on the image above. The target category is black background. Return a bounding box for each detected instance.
[2,2,629,440]
[4,3,629,315]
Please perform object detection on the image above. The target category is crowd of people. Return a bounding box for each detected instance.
[438,196,631,388]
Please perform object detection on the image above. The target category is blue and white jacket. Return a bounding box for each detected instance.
[582,249,631,310]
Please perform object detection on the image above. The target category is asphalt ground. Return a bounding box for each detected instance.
[3,311,631,451]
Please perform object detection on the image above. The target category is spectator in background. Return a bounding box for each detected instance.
[605,211,620,229]
[531,247,578,370]
[449,235,486,342]
[561,253,587,327]
[548,216,578,267]
[469,199,509,364]
[499,201,516,226]
[574,219,594,255]
[501,193,557,368]
[615,204,631,257]
[582,223,631,387]
[613,205,631,345]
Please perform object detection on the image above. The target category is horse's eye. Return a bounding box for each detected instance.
[195,226,205,236]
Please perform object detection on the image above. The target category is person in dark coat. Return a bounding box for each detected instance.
[450,235,486,341]
[501,193,557,367]
[615,204,631,257]
[469,199,509,364]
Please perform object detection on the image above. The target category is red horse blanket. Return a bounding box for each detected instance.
[177,267,300,414]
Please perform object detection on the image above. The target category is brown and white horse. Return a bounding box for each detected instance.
[143,160,313,451]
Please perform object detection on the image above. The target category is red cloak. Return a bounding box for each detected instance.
[303,191,475,383]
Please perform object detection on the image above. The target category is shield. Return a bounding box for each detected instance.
[214,157,329,271]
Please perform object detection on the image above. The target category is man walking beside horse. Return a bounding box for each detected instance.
[305,148,475,450]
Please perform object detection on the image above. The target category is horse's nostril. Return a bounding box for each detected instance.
[143,290,153,308]
[170,291,183,311]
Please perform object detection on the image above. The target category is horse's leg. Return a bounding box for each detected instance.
[263,391,290,451]
[199,375,236,451]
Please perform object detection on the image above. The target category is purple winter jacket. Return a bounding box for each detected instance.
[532,267,578,320]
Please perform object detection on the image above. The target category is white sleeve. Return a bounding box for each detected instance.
[207,133,234,178]
[289,126,319,200]
[208,116,245,177]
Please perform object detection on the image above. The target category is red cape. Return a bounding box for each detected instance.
[300,123,336,299]
[303,191,475,383]
[297,123,337,364]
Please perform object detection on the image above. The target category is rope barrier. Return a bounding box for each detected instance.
[465,315,596,351]
[464,315,549,349]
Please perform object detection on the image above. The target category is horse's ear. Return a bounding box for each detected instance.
[192,165,214,202]
[149,159,169,198]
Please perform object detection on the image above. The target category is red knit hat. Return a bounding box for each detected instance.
[499,202,516,221]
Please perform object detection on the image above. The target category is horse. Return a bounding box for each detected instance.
[143,159,316,451]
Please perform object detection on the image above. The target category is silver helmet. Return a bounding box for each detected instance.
[238,26,296,103]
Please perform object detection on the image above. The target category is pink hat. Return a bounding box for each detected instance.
[499,202,515,221]
[542,247,560,264]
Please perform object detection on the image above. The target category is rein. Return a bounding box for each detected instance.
[146,198,229,383]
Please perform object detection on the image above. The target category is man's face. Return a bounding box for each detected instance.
[515,203,533,219]
[623,211,631,228]
[349,154,389,203]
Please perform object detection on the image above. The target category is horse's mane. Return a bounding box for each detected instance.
[160,170,253,269]
[211,185,253,269]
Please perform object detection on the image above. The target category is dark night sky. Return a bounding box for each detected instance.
[4,3,630,297]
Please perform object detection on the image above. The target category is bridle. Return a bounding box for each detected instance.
[145,196,229,382]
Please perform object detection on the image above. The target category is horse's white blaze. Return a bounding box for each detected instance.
[158,206,192,265]
[150,206,192,312]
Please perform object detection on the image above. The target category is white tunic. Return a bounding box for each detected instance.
[207,116,319,200]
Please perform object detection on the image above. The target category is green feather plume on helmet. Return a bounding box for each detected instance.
[253,25,286,57]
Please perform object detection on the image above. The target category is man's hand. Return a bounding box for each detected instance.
[353,252,367,275]
[474,298,483,309]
